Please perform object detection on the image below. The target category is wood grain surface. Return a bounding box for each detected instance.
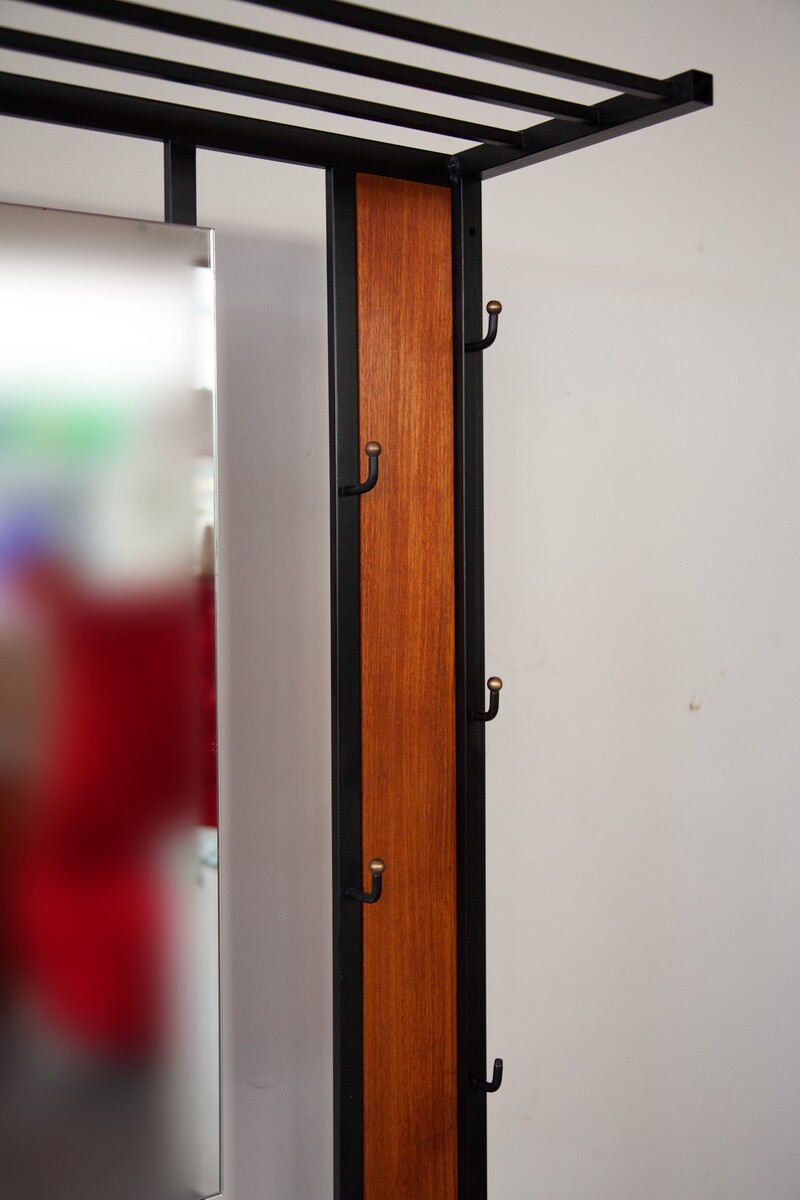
[356,174,457,1200]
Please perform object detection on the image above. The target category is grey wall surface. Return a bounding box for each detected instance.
[3,1,800,1197]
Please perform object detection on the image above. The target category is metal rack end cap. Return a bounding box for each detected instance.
[486,300,502,314]
[365,440,382,457]
[368,858,385,874]
[487,676,503,692]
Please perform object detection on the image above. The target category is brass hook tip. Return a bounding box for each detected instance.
[487,676,503,692]
[486,300,502,314]
[368,858,386,874]
[365,441,382,457]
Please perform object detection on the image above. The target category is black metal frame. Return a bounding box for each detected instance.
[327,169,493,1200]
[0,1,711,183]
[327,169,365,1200]
[1,5,712,1199]
[453,174,491,1200]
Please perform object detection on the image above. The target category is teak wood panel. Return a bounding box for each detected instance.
[356,174,457,1200]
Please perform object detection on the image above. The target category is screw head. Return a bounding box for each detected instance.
[369,858,385,875]
[365,441,382,457]
[486,300,502,315]
[487,676,503,692]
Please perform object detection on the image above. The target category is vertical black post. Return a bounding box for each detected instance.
[164,140,197,225]
[326,168,364,1200]
[453,174,489,1200]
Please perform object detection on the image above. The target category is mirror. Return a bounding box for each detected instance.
[0,202,219,1200]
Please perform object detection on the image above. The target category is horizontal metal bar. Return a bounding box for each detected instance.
[0,71,453,184]
[453,70,713,181]
[246,0,672,100]
[24,0,598,123]
[0,26,522,147]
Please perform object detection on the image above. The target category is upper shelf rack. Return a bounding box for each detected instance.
[0,0,713,185]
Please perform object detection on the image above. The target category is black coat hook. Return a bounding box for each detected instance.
[473,676,502,721]
[339,441,382,496]
[466,300,502,352]
[473,1057,503,1093]
[345,858,385,904]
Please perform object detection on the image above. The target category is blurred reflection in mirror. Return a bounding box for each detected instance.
[0,204,219,1200]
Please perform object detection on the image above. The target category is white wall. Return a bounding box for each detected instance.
[478,4,800,1198]
[3,1,800,1197]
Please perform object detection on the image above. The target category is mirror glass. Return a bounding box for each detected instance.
[0,202,219,1200]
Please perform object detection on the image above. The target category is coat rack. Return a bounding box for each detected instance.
[0,5,712,1198]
